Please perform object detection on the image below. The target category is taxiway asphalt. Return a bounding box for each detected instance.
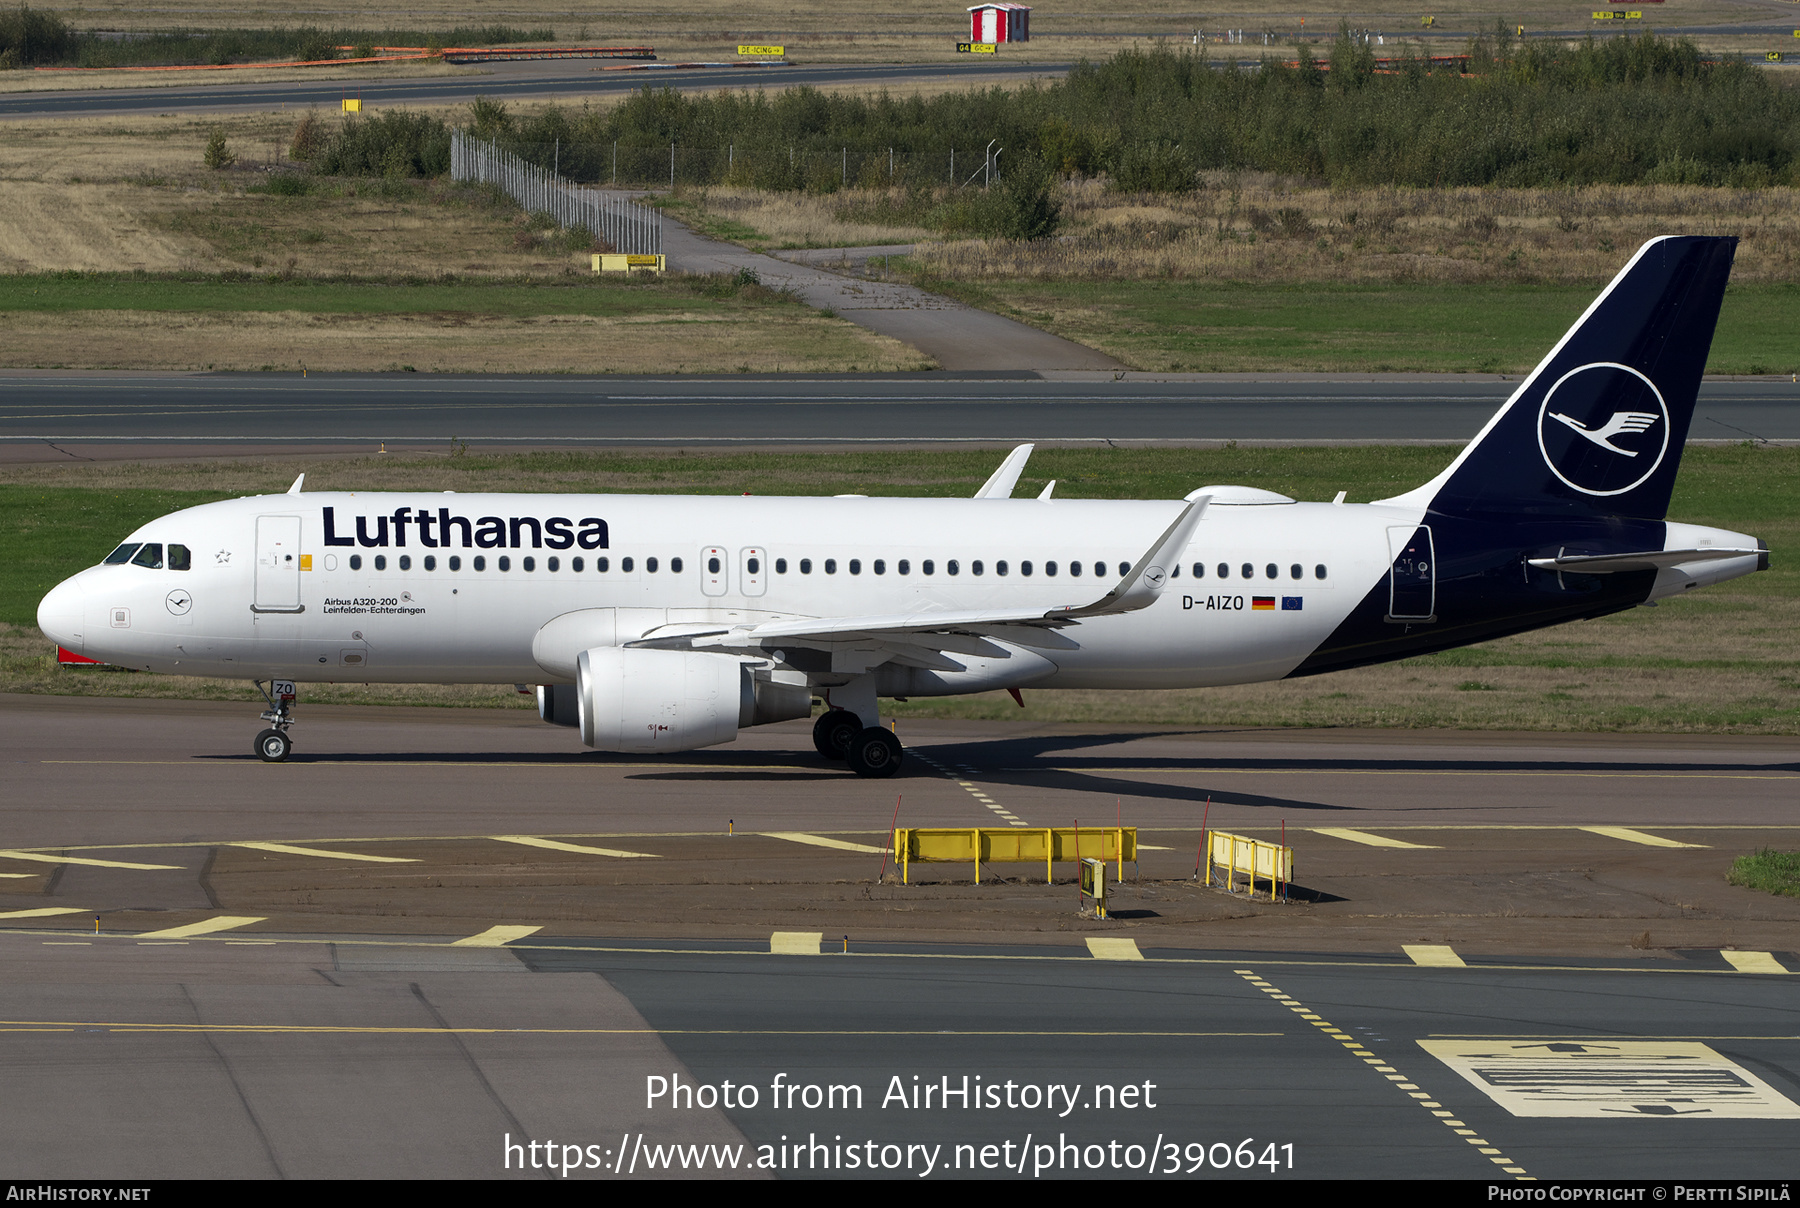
[2,374,1797,459]
[3,697,1797,1178]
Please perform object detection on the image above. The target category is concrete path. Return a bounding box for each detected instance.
[654,212,1122,372]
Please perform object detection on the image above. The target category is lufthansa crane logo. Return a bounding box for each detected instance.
[1536,362,1670,497]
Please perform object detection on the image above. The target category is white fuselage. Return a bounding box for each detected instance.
[38,491,1421,692]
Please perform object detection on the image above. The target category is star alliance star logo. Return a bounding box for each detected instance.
[215,549,232,564]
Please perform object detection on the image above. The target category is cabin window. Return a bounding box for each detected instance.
[897,559,909,575]
[1020,561,1032,577]
[799,559,812,574]
[873,559,886,575]
[1192,562,1205,579]
[522,556,535,572]
[449,556,461,571]
[1241,563,1254,579]
[1290,563,1302,580]
[620,556,633,572]
[350,554,363,571]
[824,559,837,574]
[167,545,191,571]
[775,557,787,574]
[996,561,1009,576]
[1315,564,1328,580]
[646,557,658,573]
[1262,563,1275,579]
[103,544,141,565]
[597,556,609,572]
[473,556,485,571]
[131,544,163,569]
[947,560,960,576]
[671,557,683,573]
[1118,562,1129,577]
[571,557,583,572]
[398,555,411,571]
[708,556,721,574]
[1094,562,1106,578]
[1217,563,1229,579]
[548,556,561,572]
[497,556,510,571]
[747,557,760,574]
[1069,561,1081,577]
[1045,561,1057,577]
[424,556,436,571]
[922,560,934,575]
[849,559,861,575]
[374,555,387,571]
[972,561,984,576]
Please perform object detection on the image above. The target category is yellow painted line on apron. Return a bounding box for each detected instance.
[1405,945,1467,968]
[451,925,541,947]
[138,916,265,939]
[771,931,822,955]
[764,832,888,855]
[1721,951,1790,974]
[0,850,180,871]
[1314,828,1441,849]
[1086,938,1144,961]
[491,835,659,859]
[0,908,89,920]
[1579,826,1709,849]
[233,841,418,863]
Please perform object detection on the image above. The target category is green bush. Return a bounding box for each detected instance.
[313,110,451,178]
[203,128,235,170]
[0,4,75,66]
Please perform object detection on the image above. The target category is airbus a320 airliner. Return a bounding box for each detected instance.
[37,236,1767,777]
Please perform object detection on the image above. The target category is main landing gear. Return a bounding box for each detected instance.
[253,680,295,763]
[812,708,904,779]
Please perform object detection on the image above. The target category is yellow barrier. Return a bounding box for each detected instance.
[893,827,1136,884]
[1205,830,1292,900]
[342,98,362,112]
[592,253,665,273]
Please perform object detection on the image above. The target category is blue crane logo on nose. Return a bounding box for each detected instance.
[1536,362,1670,497]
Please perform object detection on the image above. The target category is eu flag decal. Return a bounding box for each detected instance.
[1281,597,1303,611]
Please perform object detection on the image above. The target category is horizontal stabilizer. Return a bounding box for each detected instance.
[1528,548,1761,574]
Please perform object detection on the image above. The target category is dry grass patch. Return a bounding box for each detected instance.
[0,305,922,372]
[673,185,936,250]
[913,177,1800,286]
[0,59,473,93]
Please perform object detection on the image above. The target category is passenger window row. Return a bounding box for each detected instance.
[1184,561,1328,581]
[344,554,682,574]
[337,551,1328,582]
[771,558,1133,578]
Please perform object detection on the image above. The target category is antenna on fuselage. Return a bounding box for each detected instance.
[287,474,305,495]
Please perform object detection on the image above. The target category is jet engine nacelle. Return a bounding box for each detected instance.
[572,647,812,752]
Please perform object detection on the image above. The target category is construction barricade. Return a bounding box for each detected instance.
[1204,830,1292,901]
[892,827,1136,884]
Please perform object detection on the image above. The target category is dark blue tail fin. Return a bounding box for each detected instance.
[1387,236,1737,520]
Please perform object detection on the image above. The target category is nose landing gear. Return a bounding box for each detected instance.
[253,680,296,762]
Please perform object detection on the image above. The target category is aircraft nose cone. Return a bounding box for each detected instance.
[37,576,86,653]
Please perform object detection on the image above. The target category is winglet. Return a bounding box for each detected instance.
[1037,480,1056,501]
[287,474,305,495]
[1053,496,1209,619]
[974,444,1034,499]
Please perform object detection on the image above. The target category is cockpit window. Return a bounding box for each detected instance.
[167,544,191,571]
[129,543,163,569]
[103,543,141,565]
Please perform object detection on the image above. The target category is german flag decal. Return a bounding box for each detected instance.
[1252,596,1276,610]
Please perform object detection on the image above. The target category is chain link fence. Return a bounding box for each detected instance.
[450,128,662,255]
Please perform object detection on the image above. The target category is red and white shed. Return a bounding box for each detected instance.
[968,3,1030,44]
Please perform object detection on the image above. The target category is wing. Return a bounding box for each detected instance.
[630,495,1211,671]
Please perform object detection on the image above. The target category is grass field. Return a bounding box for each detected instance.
[908,278,1800,375]
[4,444,1795,731]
